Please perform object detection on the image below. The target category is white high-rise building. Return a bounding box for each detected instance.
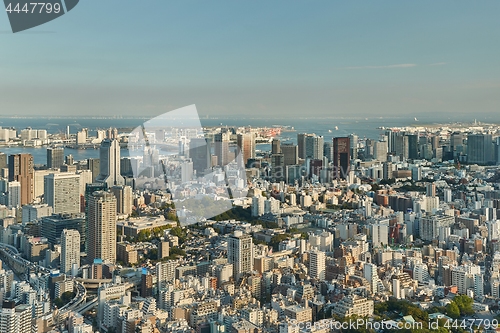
[0,302,31,333]
[44,173,80,214]
[363,263,379,294]
[87,191,117,263]
[421,215,455,241]
[228,231,253,281]
[443,188,452,203]
[371,223,389,247]
[96,139,125,187]
[451,264,481,295]
[6,181,21,208]
[110,185,133,215]
[473,274,484,299]
[374,140,388,162]
[78,170,93,196]
[156,261,177,289]
[309,249,326,280]
[61,229,80,276]
[181,161,194,183]
[309,231,333,252]
[413,263,430,283]
[487,220,500,241]
[251,195,265,217]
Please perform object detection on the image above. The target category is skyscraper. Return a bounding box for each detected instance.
[237,133,256,166]
[467,133,494,164]
[189,138,211,175]
[6,181,21,208]
[228,230,253,281]
[87,191,117,264]
[394,134,409,160]
[271,138,281,154]
[96,139,125,187]
[373,140,388,162]
[44,173,81,214]
[111,185,133,215]
[333,137,350,179]
[47,147,64,169]
[281,143,299,166]
[87,158,100,183]
[214,131,231,166]
[305,134,324,160]
[323,142,333,162]
[349,134,359,160]
[61,229,80,276]
[407,134,419,160]
[297,133,307,159]
[8,154,34,205]
[309,249,325,280]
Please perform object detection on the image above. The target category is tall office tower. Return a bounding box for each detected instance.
[332,137,350,179]
[6,181,21,208]
[385,129,396,153]
[309,249,326,280]
[87,191,117,263]
[271,153,285,180]
[44,173,81,214]
[467,133,494,164]
[41,213,86,249]
[451,132,464,153]
[297,133,307,159]
[407,134,419,159]
[214,131,231,166]
[61,229,80,276]
[228,230,253,281]
[323,142,333,161]
[87,158,100,183]
[271,138,281,154]
[373,140,388,162]
[189,138,211,176]
[111,185,133,215]
[305,134,324,160]
[282,143,299,166]
[349,134,359,160]
[0,153,7,169]
[394,134,409,160]
[46,147,64,170]
[8,154,34,205]
[96,139,125,187]
[237,133,256,166]
[430,135,440,150]
[120,157,133,178]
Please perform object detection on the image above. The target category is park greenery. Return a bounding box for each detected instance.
[54,291,76,308]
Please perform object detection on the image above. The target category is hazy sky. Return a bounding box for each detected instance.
[1,1,500,119]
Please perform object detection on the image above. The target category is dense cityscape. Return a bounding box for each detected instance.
[0,119,500,333]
